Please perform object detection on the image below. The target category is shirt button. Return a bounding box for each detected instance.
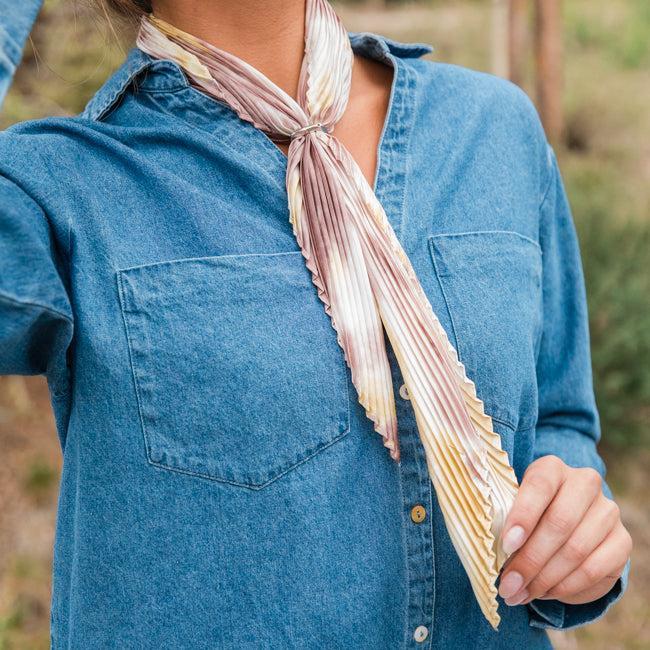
[410,504,427,524]
[399,383,410,400]
[413,625,429,643]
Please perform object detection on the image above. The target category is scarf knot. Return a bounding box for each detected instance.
[290,123,329,140]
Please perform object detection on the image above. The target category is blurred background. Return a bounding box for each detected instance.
[0,0,648,648]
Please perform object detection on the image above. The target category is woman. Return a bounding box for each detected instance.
[0,0,631,647]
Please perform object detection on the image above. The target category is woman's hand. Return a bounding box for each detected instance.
[497,455,632,607]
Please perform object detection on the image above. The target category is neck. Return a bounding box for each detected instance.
[150,0,308,98]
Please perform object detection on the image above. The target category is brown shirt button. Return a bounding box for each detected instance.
[410,504,426,524]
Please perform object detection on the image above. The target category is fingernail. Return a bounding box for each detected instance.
[502,525,526,555]
[499,571,524,599]
[505,590,529,607]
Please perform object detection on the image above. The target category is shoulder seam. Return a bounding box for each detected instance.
[539,143,556,210]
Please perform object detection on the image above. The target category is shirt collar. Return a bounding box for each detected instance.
[80,31,433,122]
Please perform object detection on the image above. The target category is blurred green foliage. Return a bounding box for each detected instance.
[23,458,57,504]
[568,0,650,69]
[575,205,650,449]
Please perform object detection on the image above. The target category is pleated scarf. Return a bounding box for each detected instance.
[136,0,519,628]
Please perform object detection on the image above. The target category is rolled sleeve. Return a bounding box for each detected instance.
[528,143,629,629]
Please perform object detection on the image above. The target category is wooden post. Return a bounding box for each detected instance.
[534,0,564,142]
[508,0,527,87]
[491,0,510,78]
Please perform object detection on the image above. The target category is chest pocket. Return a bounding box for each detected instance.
[117,251,350,489]
[428,230,543,433]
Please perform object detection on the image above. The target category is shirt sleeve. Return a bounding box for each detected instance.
[1,3,71,391]
[0,175,73,395]
[527,143,630,630]
[0,0,43,105]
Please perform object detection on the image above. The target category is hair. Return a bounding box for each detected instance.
[104,0,152,18]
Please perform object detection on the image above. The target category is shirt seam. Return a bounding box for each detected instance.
[132,84,190,95]
[0,291,73,323]
[399,60,419,240]
[428,229,542,253]
[538,143,556,211]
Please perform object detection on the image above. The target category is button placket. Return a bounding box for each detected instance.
[391,351,435,648]
[397,399,435,649]
[372,54,434,649]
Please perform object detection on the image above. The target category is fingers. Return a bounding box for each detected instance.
[497,455,632,608]
[502,469,602,602]
[498,464,601,603]
[523,493,620,602]
[500,455,568,557]
[542,521,632,603]
[538,575,618,605]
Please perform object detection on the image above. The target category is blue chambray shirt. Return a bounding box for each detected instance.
[0,2,629,648]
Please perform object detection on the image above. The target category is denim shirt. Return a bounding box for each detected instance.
[1,3,629,648]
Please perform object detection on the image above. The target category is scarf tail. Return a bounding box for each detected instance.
[287,138,400,459]
[320,136,520,628]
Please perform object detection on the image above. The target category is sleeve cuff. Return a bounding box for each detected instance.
[527,556,630,630]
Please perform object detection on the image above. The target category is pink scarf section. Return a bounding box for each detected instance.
[136,0,519,628]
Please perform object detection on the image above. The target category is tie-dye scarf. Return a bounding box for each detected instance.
[136,0,519,628]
